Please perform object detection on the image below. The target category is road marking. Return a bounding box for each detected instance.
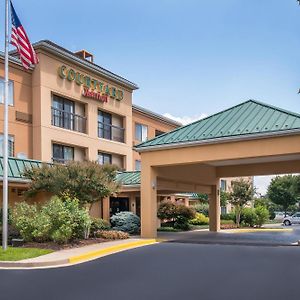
[222,228,293,233]
[69,239,159,264]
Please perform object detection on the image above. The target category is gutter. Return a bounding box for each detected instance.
[134,128,300,153]
[0,52,33,70]
[0,177,30,184]
[32,41,139,90]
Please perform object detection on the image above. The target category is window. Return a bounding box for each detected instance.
[52,95,75,130]
[98,152,112,165]
[98,111,112,140]
[155,130,165,137]
[220,180,227,192]
[0,134,14,157]
[52,143,74,163]
[135,123,148,142]
[0,79,14,105]
[135,160,141,171]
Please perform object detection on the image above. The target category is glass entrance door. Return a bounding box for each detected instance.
[110,197,129,217]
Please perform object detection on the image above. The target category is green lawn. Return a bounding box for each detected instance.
[0,247,53,261]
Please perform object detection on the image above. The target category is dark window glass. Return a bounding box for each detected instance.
[155,130,165,137]
[98,111,112,140]
[52,143,74,163]
[52,95,75,130]
[98,152,112,165]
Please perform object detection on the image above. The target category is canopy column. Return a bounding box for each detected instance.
[209,180,220,232]
[141,165,158,238]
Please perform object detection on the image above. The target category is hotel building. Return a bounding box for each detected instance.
[0,40,181,219]
[0,40,251,221]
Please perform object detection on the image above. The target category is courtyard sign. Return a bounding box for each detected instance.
[58,65,124,102]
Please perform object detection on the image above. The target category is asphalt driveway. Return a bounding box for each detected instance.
[159,225,300,246]
[1,242,300,300]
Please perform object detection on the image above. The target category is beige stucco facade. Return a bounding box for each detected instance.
[138,134,300,237]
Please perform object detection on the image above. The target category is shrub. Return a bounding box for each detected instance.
[12,202,39,242]
[173,205,196,230]
[12,196,92,244]
[157,201,177,220]
[110,212,140,234]
[241,208,257,227]
[157,227,180,232]
[157,201,196,230]
[193,203,209,217]
[221,212,235,221]
[96,230,129,240]
[189,213,209,225]
[255,206,270,227]
[90,218,111,237]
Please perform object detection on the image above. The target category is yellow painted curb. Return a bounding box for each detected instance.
[223,228,293,233]
[69,239,158,264]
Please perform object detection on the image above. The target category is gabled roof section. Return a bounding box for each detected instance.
[9,40,138,90]
[134,100,300,152]
[116,171,141,186]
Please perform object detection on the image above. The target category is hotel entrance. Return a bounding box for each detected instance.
[110,197,130,216]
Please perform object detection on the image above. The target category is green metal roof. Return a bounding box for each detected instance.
[116,171,141,186]
[0,157,44,181]
[0,157,141,186]
[135,100,300,151]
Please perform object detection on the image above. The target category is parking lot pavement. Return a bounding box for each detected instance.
[1,242,300,300]
[158,226,300,246]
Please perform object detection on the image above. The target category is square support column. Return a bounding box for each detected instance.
[141,165,158,238]
[209,180,220,232]
[102,197,110,222]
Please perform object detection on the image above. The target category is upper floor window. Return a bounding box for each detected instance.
[52,143,74,164]
[51,95,86,133]
[98,110,125,143]
[0,134,14,157]
[135,123,148,142]
[0,79,14,106]
[155,130,165,137]
[220,179,227,192]
[135,160,141,171]
[98,111,112,140]
[98,152,112,165]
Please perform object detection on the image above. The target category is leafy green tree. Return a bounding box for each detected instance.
[228,179,255,227]
[23,161,120,209]
[267,175,299,217]
[220,191,229,207]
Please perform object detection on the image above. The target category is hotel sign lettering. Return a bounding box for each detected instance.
[58,65,124,102]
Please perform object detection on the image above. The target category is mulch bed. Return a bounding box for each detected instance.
[21,238,109,251]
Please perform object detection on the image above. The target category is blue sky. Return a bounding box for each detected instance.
[1,0,300,193]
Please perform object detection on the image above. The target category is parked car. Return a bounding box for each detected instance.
[283,213,300,226]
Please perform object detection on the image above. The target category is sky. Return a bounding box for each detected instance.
[1,0,300,194]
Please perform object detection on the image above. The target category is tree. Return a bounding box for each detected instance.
[220,190,229,207]
[23,161,120,208]
[228,179,255,227]
[267,175,299,217]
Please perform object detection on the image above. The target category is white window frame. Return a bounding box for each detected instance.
[0,78,14,106]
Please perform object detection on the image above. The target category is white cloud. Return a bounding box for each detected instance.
[163,112,207,125]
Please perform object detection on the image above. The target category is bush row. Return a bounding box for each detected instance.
[9,198,141,244]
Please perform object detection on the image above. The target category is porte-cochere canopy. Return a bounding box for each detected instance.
[135,99,300,151]
[134,100,300,238]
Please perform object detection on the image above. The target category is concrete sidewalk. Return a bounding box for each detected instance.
[0,238,159,269]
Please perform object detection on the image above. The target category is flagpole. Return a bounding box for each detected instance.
[2,0,9,251]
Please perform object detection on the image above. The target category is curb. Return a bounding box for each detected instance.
[0,239,160,269]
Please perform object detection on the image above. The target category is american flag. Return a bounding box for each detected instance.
[10,1,39,69]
